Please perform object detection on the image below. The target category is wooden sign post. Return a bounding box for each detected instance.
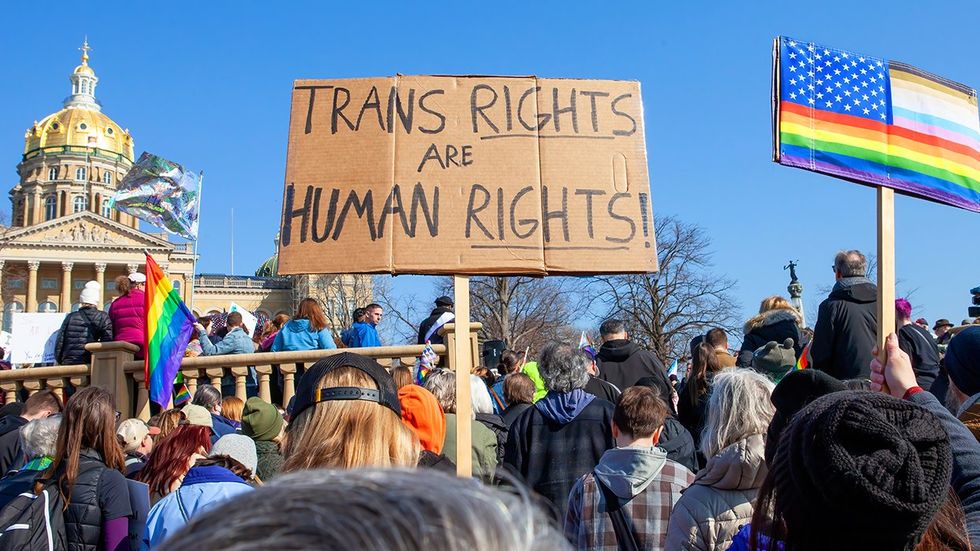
[877,188,896,366]
[452,275,473,477]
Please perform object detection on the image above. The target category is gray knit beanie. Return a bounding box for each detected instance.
[211,434,258,474]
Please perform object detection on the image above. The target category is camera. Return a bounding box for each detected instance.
[970,286,980,318]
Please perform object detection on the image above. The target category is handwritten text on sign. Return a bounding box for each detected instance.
[278,76,657,275]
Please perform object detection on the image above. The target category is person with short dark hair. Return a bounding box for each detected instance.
[193,385,238,443]
[595,319,674,414]
[565,386,694,549]
[810,249,878,379]
[504,342,615,517]
[341,307,368,347]
[705,327,737,368]
[418,296,455,346]
[0,390,61,474]
[196,311,255,356]
[347,304,383,348]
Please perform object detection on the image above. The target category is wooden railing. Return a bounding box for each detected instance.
[0,323,479,422]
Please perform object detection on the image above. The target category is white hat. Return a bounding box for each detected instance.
[79,281,101,306]
[128,272,146,283]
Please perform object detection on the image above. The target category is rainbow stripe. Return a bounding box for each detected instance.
[774,37,980,212]
[145,254,195,408]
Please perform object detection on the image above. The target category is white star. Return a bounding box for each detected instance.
[870,89,878,96]
[851,60,858,67]
[834,69,841,75]
[790,92,797,99]
[878,86,885,92]
[815,52,822,59]
[880,99,885,106]
[825,60,832,67]
[816,92,824,99]
[860,68,867,74]
[808,84,815,90]
[880,112,886,119]
[863,108,870,114]
[817,79,824,85]
[817,65,824,72]
[870,76,877,83]
[861,81,869,88]
[824,49,830,55]
[799,61,806,68]
[807,44,815,51]
[859,56,866,62]
[854,99,861,105]
[789,66,797,72]
[834,55,841,62]
[842,52,849,58]
[844,104,852,111]
[835,94,843,101]
[789,40,797,46]
[863,94,869,101]
[853,85,859,92]
[789,51,797,59]
[826,86,833,93]
[878,72,884,79]
[871,103,878,110]
[799,88,805,96]
[826,100,834,107]
[876,60,883,67]
[835,82,843,88]
[843,77,851,83]
[790,78,797,85]
[808,71,815,77]
[808,98,815,104]
[844,89,852,96]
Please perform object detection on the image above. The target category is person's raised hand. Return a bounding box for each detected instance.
[193,323,206,333]
[869,333,917,399]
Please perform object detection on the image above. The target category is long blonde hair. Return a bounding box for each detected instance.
[759,295,794,313]
[283,367,419,471]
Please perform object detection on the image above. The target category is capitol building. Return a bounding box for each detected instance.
[1,42,365,332]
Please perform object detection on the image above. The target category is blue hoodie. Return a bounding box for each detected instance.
[271,319,336,352]
[534,389,596,425]
[345,321,381,348]
[144,465,253,549]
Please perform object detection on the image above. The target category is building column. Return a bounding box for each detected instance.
[26,261,39,313]
[94,263,106,306]
[19,196,28,227]
[126,263,139,275]
[0,260,5,312]
[60,262,74,312]
[31,190,41,225]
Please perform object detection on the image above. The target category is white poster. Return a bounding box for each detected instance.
[228,303,258,336]
[10,313,67,365]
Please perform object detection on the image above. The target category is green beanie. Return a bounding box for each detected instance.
[242,397,284,441]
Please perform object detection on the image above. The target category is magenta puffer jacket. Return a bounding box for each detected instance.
[109,289,145,356]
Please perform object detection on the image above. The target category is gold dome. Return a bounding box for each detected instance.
[24,108,134,161]
[73,64,94,76]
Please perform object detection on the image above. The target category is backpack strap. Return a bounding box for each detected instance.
[487,385,506,413]
[594,476,640,551]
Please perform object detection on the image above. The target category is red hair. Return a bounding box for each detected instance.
[136,425,212,497]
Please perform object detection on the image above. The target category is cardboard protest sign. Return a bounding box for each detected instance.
[278,76,657,275]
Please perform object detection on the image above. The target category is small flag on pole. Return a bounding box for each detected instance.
[111,152,202,239]
[796,342,811,371]
[578,331,597,359]
[414,342,439,385]
[145,253,196,408]
[666,358,678,377]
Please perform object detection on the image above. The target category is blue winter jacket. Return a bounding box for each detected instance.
[270,319,336,352]
[198,327,254,356]
[144,465,253,549]
[346,321,381,348]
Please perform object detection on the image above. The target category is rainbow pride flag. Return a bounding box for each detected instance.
[796,342,811,371]
[145,254,195,408]
[774,37,980,213]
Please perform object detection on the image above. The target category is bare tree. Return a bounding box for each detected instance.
[373,276,438,344]
[291,274,374,340]
[592,215,740,362]
[440,276,589,355]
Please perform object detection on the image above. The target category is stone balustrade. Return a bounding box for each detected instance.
[0,323,479,422]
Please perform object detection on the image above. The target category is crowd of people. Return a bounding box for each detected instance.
[3,249,980,550]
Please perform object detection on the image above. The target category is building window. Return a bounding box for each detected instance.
[73,279,88,290]
[7,278,23,290]
[37,301,58,313]
[3,302,24,332]
[48,167,58,180]
[73,195,88,213]
[107,127,114,135]
[75,167,86,181]
[40,278,58,290]
[79,122,88,130]
[44,195,57,220]
[106,281,116,291]
[101,199,112,218]
[172,280,181,294]
[102,171,112,185]
[71,303,82,312]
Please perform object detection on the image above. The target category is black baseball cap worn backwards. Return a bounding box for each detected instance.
[291,352,401,420]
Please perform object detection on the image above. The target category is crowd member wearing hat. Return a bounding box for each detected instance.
[418,296,455,346]
[108,272,147,359]
[145,434,257,548]
[939,327,980,439]
[936,318,956,345]
[0,390,61,474]
[870,331,980,549]
[750,338,797,382]
[55,281,113,365]
[241,397,285,480]
[424,369,498,479]
[666,369,774,551]
[737,296,804,368]
[915,318,933,333]
[160,468,569,550]
[283,352,418,471]
[895,298,942,392]
[117,418,160,477]
[505,342,616,518]
[137,405,213,504]
[397,383,455,472]
[0,416,61,507]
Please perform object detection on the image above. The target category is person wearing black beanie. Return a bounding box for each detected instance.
[755,390,953,550]
[943,327,980,438]
[764,368,847,463]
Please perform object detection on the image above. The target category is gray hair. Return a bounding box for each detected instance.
[834,250,867,278]
[162,468,569,550]
[701,369,775,458]
[20,415,61,459]
[470,375,494,415]
[424,369,456,413]
[599,319,627,337]
[538,343,590,393]
[192,385,222,410]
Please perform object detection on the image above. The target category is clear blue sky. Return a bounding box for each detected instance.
[2,1,977,330]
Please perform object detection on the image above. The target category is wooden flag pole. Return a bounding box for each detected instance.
[453,274,473,478]
[877,187,896,364]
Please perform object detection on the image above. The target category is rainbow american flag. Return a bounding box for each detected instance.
[145,254,195,408]
[774,37,980,213]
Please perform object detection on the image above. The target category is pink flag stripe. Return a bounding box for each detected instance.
[893,116,980,151]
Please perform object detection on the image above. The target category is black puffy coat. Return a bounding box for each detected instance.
[737,309,804,367]
[55,307,113,365]
[810,279,878,380]
[417,307,454,345]
[659,416,698,473]
[63,449,115,551]
[596,340,674,414]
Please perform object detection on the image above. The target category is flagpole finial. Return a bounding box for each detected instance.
[79,36,91,65]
